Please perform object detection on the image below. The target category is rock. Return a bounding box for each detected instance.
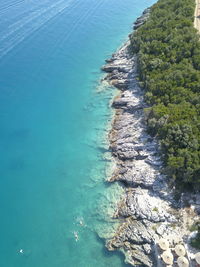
[105,58,114,63]
[126,220,153,244]
[115,161,158,188]
[156,224,168,236]
[125,188,176,223]
[129,245,155,267]
[143,244,152,255]
[112,96,128,108]
[110,79,129,90]
[106,219,155,266]
[133,8,151,30]
[114,143,139,160]
[101,63,132,73]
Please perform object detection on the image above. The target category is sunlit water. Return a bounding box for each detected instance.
[0,0,155,266]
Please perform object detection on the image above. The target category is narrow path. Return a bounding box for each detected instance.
[194,0,200,33]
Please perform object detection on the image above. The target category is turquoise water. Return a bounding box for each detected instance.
[0,0,156,266]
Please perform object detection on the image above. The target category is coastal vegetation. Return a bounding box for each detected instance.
[190,221,200,249]
[130,0,200,191]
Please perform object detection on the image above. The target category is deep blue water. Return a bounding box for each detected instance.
[0,0,156,266]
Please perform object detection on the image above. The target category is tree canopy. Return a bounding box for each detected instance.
[130,0,200,191]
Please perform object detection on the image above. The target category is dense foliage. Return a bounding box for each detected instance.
[130,0,200,190]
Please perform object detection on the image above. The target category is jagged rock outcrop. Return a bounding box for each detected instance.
[124,188,176,223]
[133,8,150,30]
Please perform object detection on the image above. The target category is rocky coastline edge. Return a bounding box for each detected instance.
[101,8,200,267]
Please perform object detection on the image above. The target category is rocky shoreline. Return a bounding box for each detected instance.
[101,9,200,267]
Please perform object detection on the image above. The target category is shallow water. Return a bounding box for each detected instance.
[0,0,156,266]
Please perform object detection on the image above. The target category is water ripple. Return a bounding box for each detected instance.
[0,0,74,58]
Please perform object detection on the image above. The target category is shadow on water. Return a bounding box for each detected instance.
[103,181,126,191]
[97,146,110,153]
[95,234,132,267]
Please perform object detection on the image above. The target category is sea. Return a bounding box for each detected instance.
[0,0,156,266]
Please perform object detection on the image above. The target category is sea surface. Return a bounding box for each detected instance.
[0,0,156,266]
